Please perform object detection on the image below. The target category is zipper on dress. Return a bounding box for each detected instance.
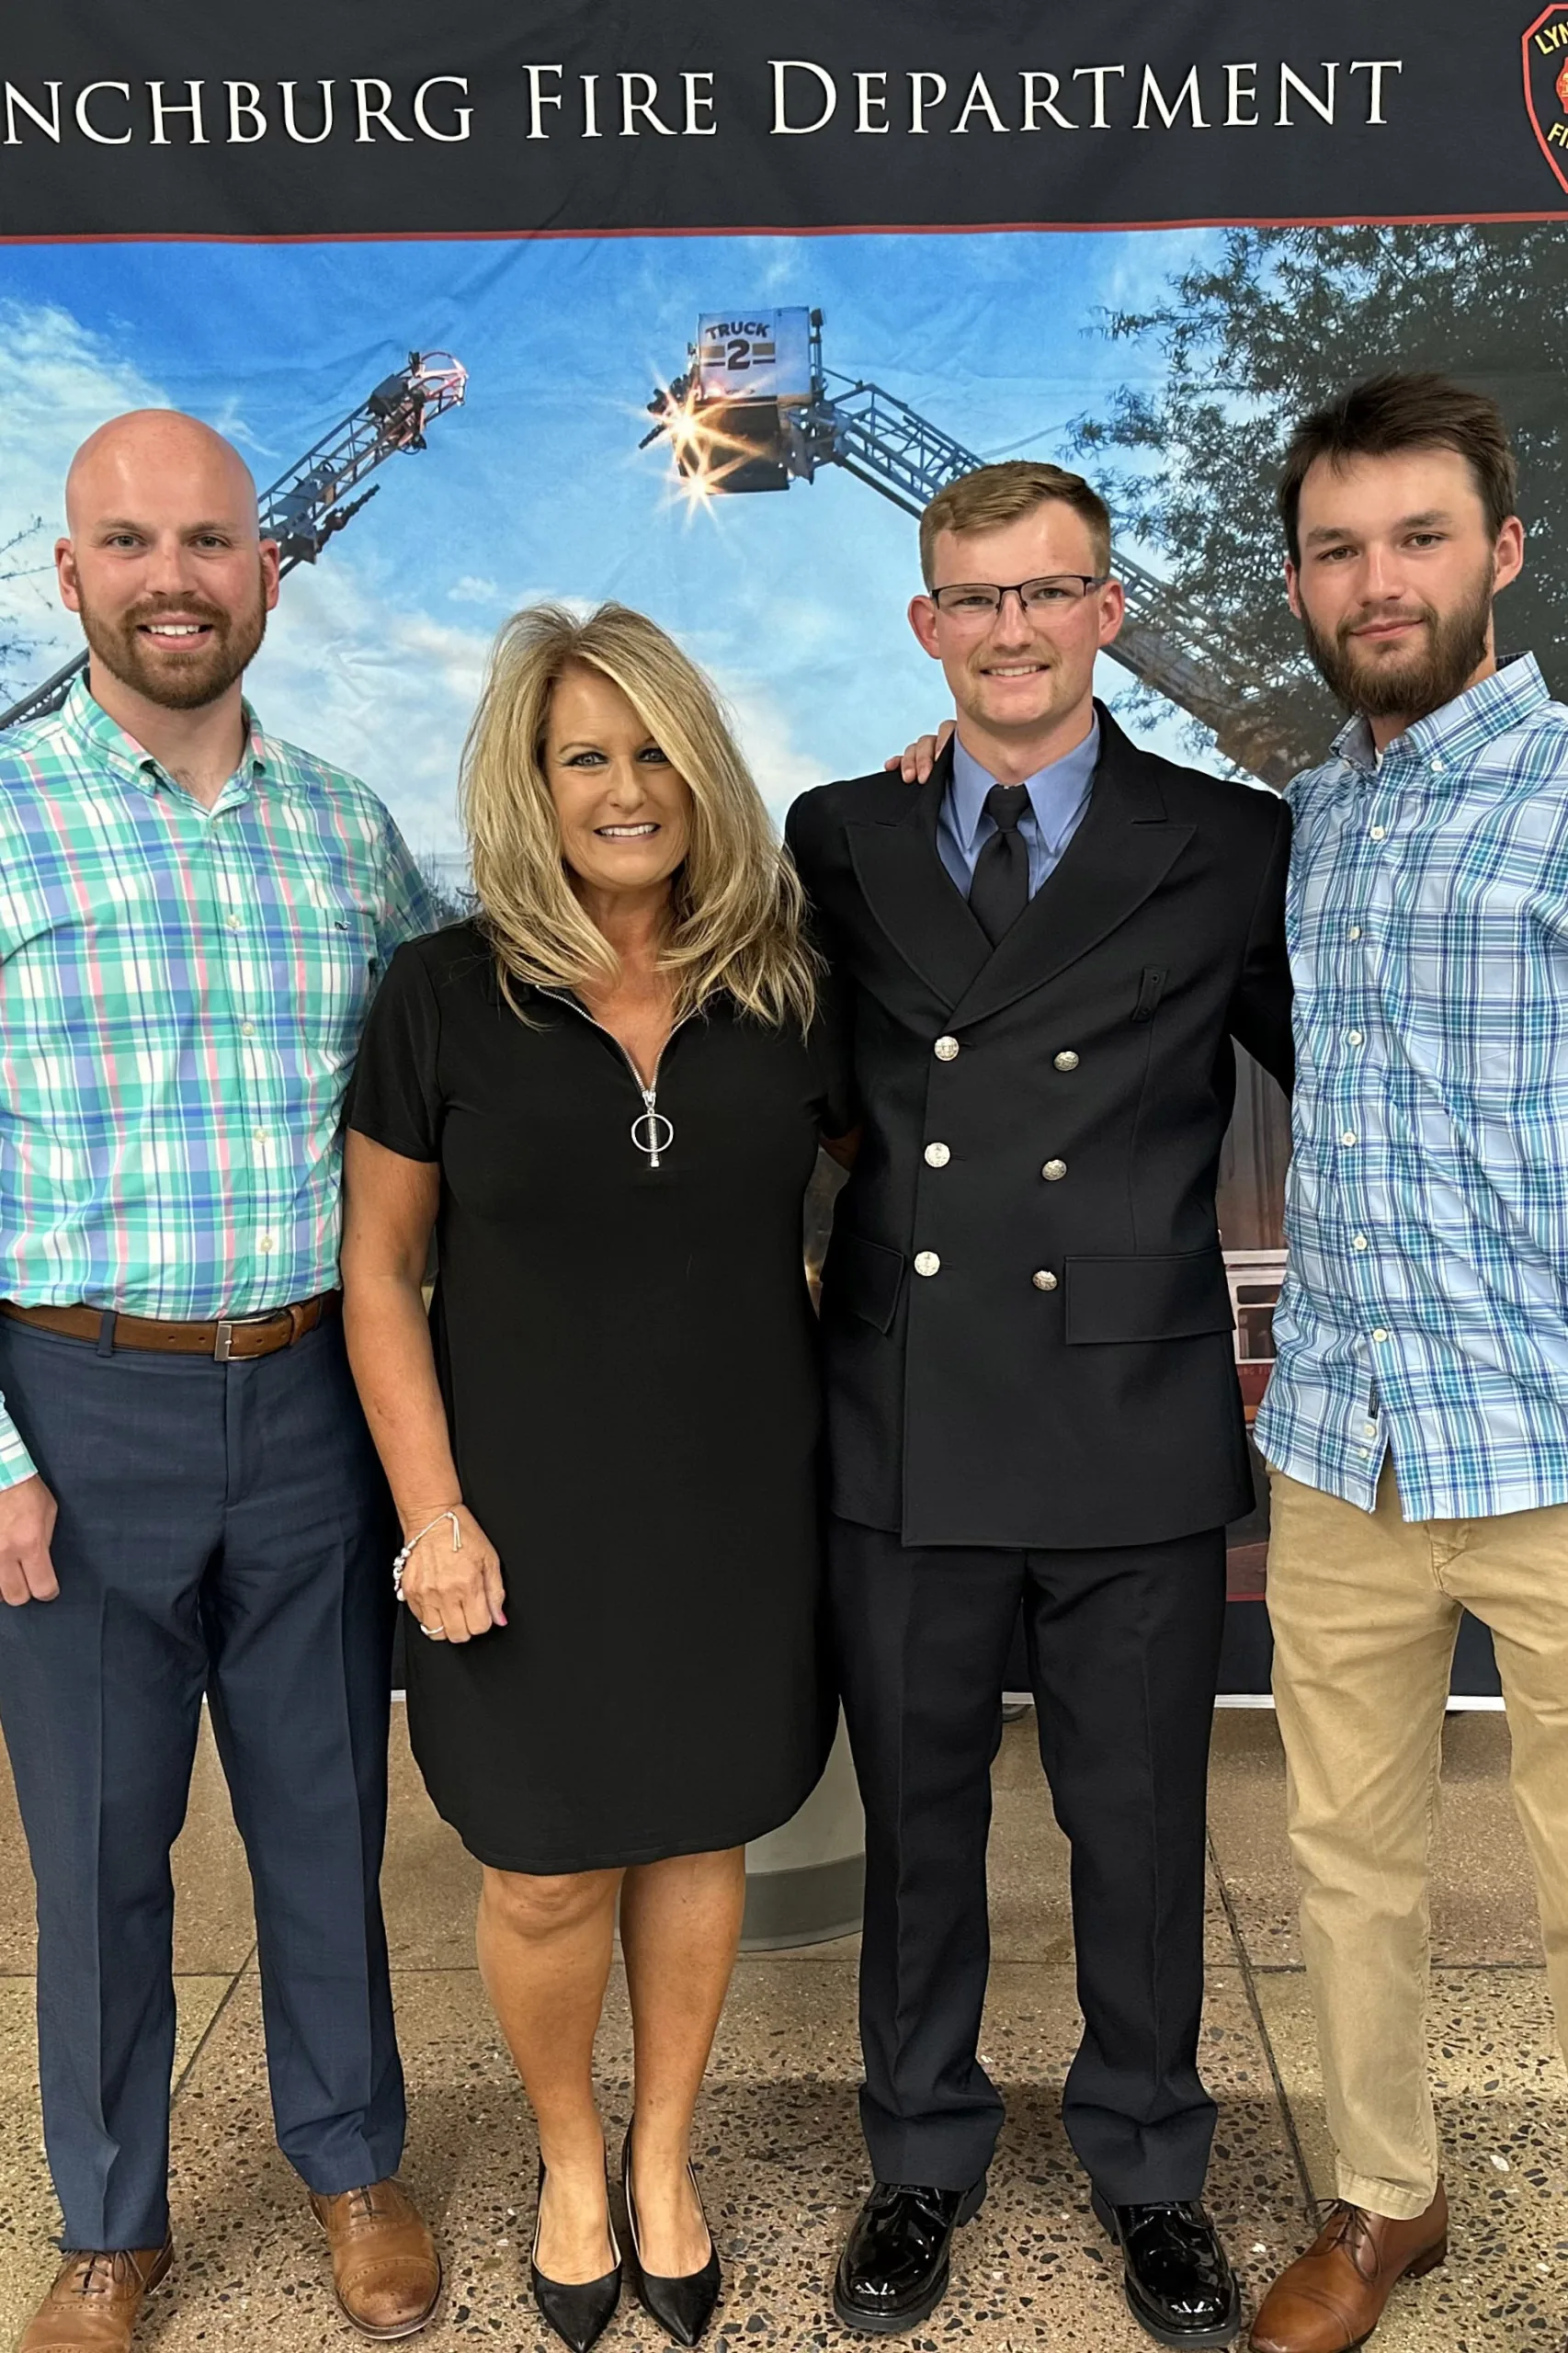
[538,989,687,1171]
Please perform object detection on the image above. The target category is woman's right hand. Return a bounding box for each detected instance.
[400,1504,507,1644]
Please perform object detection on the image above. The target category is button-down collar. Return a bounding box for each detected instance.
[1329,653,1551,781]
[58,673,273,801]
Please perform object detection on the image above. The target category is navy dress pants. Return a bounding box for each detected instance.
[830,1515,1227,2205]
[0,1315,403,2251]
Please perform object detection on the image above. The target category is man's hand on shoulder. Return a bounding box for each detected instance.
[883,720,955,785]
[0,1473,60,1605]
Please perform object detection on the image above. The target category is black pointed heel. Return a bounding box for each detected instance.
[620,2123,722,2347]
[530,2157,622,2353]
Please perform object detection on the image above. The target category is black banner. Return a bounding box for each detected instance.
[0,0,1562,241]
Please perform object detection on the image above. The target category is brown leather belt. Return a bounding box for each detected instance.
[0,1290,341,1361]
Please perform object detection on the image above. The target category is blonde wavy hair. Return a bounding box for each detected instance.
[460,602,817,1029]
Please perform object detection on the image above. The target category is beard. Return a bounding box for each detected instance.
[1298,567,1494,725]
[78,574,268,712]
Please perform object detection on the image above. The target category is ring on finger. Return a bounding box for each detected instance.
[420,1620,449,1642]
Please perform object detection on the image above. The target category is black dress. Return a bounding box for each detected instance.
[348,921,848,1873]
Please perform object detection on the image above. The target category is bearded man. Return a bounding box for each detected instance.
[0,412,441,2352]
[1247,374,1568,2352]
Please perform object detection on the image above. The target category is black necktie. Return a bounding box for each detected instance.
[968,783,1031,945]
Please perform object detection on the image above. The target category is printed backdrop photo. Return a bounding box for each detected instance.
[2,0,1562,1693]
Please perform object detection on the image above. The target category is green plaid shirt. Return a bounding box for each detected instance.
[0,678,436,1487]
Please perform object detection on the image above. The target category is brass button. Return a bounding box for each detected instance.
[914,1250,941,1278]
[1032,1269,1058,1291]
[1053,1050,1080,1073]
[1041,1158,1067,1182]
[934,1035,960,1061]
[924,1142,950,1168]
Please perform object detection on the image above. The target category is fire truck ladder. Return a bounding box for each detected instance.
[646,316,1311,789]
[0,350,468,733]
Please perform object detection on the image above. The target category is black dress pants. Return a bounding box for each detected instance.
[830,1514,1227,2204]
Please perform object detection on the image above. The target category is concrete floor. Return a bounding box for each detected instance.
[1,1709,1563,2353]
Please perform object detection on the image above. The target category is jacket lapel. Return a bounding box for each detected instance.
[949,708,1195,1029]
[845,743,993,1011]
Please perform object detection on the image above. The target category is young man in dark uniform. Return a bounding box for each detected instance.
[786,461,1293,2347]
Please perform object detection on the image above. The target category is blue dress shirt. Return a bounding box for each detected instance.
[937,722,1099,903]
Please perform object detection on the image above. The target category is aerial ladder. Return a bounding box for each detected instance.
[642,309,1312,790]
[644,306,1292,1305]
[0,350,468,732]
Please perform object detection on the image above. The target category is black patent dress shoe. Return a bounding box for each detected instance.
[530,2159,622,2353]
[1091,2191,1242,2348]
[833,2175,987,2335]
[620,2126,722,2347]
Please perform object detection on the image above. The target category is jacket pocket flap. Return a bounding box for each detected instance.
[1065,1249,1233,1345]
[825,1232,906,1336]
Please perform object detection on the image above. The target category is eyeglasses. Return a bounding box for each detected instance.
[929,574,1110,619]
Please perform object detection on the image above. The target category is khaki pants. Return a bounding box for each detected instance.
[1267,1464,1568,2220]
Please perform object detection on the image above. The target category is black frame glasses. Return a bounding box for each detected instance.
[929,574,1110,617]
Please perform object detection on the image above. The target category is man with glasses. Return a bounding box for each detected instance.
[786,461,1293,2345]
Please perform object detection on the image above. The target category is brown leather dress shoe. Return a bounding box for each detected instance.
[1248,2186,1448,2352]
[311,2180,441,2340]
[17,2237,173,2352]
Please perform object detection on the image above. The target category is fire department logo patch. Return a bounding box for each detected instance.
[1524,5,1568,193]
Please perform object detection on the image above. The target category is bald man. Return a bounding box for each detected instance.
[0,414,442,2350]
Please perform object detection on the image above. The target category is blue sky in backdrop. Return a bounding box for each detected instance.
[0,229,1230,858]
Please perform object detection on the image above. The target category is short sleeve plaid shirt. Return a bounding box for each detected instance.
[1254,654,1568,1521]
[0,678,437,1487]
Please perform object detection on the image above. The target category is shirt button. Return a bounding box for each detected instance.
[1041,1158,1067,1182]
[1053,1050,1080,1073]
[1370,824,1387,841]
[1353,1233,1369,1251]
[1341,1131,1358,1147]
[241,1021,256,1038]
[226,915,242,932]
[257,1233,275,1254]
[253,1130,269,1151]
[924,1142,950,1168]
[914,1250,941,1278]
[1348,926,1363,941]
[1347,1030,1364,1047]
[1363,1420,1379,1438]
[934,1035,960,1061]
[1031,1268,1058,1291]
[1372,1327,1391,1344]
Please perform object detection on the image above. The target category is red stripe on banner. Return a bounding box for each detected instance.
[0,210,1564,246]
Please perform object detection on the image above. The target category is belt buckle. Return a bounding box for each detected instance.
[213,1312,273,1362]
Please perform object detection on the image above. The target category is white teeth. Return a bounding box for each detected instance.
[146,624,204,637]
[597,823,657,837]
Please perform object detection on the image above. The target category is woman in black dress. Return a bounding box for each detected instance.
[341,603,851,2352]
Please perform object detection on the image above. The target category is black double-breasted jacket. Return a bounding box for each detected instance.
[785,707,1294,1552]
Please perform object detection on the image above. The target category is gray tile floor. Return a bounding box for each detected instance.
[1,1711,1562,2351]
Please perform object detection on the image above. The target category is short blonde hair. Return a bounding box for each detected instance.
[459,601,817,1030]
[919,460,1112,586]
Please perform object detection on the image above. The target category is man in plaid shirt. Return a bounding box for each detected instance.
[1250,377,1568,2353]
[0,412,441,2352]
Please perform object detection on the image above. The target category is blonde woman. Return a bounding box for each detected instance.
[341,604,852,2353]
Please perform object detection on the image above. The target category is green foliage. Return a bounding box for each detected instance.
[1075,225,1568,764]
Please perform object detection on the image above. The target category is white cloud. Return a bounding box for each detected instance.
[448,573,501,605]
[0,300,172,699]
[249,563,489,852]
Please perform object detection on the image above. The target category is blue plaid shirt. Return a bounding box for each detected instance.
[1254,654,1568,1521]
